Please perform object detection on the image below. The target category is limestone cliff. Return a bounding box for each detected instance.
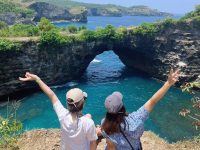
[0,40,108,100]
[29,2,87,22]
[0,1,87,25]
[0,20,200,101]
[113,20,200,84]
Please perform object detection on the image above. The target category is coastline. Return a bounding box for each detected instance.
[2,129,199,150]
[51,20,70,23]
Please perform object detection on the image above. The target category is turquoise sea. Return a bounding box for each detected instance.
[0,16,198,143]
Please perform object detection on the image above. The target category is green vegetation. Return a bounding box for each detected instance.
[0,23,39,37]
[0,21,8,30]
[1,2,200,51]
[77,30,95,42]
[78,25,87,31]
[0,0,35,18]
[12,24,39,36]
[0,100,23,148]
[38,17,55,32]
[180,82,200,130]
[39,23,127,50]
[69,6,87,14]
[159,18,176,28]
[35,0,172,17]
[95,25,116,40]
[0,116,22,147]
[0,39,22,51]
[37,18,128,50]
[133,22,158,37]
[38,18,74,50]
[0,17,55,37]
[67,25,78,33]
[39,29,70,50]
[75,25,127,42]
[21,0,34,2]
[181,5,200,20]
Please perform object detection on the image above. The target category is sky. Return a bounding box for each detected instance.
[74,0,200,14]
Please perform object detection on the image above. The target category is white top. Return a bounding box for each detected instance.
[53,100,98,150]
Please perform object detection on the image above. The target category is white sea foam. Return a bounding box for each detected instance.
[51,82,78,89]
[91,59,102,63]
[0,101,8,107]
[177,61,187,67]
[67,82,78,87]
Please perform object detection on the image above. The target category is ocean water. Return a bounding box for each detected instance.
[53,15,182,29]
[0,16,198,143]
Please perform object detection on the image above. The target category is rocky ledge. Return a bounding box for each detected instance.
[1,129,199,150]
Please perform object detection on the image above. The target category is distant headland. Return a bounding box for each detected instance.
[0,0,173,25]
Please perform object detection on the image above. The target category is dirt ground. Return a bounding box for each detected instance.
[1,129,200,150]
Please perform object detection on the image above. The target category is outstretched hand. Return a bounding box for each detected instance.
[19,72,40,82]
[167,69,180,86]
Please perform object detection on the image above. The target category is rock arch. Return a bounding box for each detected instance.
[0,21,200,100]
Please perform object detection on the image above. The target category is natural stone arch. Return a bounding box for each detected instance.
[0,20,200,100]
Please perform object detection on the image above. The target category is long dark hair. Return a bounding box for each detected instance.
[102,106,128,135]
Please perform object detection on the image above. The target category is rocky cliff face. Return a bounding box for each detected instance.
[113,20,200,84]
[0,40,108,100]
[0,13,34,25]
[0,20,200,101]
[29,2,87,22]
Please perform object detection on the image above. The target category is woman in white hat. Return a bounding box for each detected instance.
[19,72,98,150]
[99,69,180,150]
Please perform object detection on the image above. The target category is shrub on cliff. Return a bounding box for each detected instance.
[181,5,200,20]
[133,23,158,37]
[38,17,55,32]
[0,100,23,148]
[39,29,69,50]
[67,26,78,33]
[95,25,123,41]
[0,0,35,18]
[115,27,127,41]
[0,39,22,51]
[78,30,96,41]
[0,21,8,30]
[76,25,126,42]
[95,25,115,40]
[0,24,39,37]
[78,25,87,31]
[180,82,200,130]
[11,24,39,36]
[0,116,22,148]
[191,16,200,29]
[160,18,176,29]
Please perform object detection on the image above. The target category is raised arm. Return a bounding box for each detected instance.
[19,72,58,104]
[144,69,180,112]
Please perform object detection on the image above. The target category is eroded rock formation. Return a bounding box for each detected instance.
[114,20,200,84]
[0,20,200,100]
[29,2,87,22]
